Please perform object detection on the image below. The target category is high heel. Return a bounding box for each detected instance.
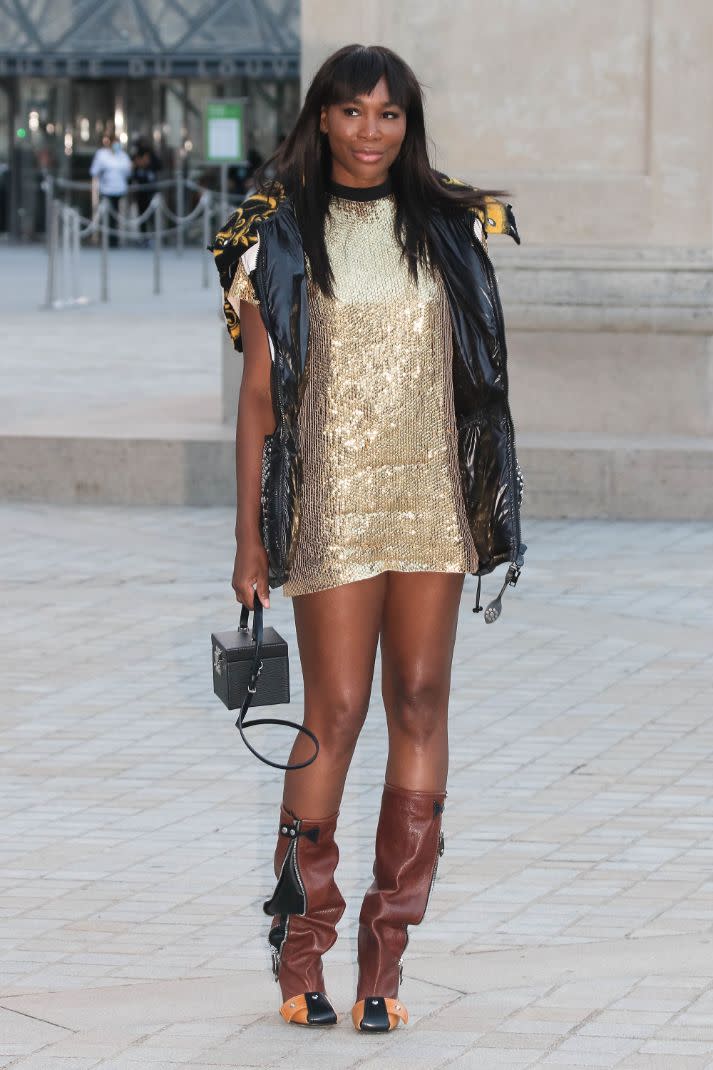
[351,782,446,1033]
[263,804,345,1026]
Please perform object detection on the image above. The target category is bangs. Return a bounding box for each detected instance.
[324,46,412,111]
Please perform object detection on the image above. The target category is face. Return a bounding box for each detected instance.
[319,75,406,188]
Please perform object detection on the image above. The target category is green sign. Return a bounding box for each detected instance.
[205,99,245,163]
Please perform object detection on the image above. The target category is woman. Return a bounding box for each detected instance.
[212,44,526,1034]
[90,134,132,248]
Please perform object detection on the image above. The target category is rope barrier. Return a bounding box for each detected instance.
[160,193,210,226]
[55,175,177,193]
[77,202,106,239]
[55,192,211,238]
[68,204,208,238]
[51,173,244,204]
[43,191,215,308]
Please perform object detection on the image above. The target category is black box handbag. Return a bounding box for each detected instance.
[211,594,318,770]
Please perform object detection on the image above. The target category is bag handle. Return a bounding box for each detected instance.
[234,593,319,771]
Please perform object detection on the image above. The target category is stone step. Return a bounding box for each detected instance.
[2,429,712,518]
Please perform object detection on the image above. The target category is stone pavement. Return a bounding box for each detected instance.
[2,245,222,439]
[1,505,713,1068]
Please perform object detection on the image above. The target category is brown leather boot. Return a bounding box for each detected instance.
[263,803,346,1025]
[352,781,446,1032]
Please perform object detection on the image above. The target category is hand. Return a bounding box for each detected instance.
[232,537,271,609]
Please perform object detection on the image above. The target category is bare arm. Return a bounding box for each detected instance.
[232,301,277,609]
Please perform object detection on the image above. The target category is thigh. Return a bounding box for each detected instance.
[379,570,465,705]
[292,573,388,716]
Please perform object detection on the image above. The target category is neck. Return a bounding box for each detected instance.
[328,173,393,202]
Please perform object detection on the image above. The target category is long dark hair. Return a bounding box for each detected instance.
[254,44,509,297]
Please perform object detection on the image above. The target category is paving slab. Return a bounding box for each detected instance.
[1,505,713,1068]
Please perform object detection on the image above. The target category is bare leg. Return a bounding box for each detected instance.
[380,570,465,792]
[350,571,463,1031]
[283,572,387,817]
[266,574,387,1025]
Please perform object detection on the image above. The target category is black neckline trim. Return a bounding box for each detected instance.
[328,175,393,202]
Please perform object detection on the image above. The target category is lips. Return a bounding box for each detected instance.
[352,149,383,163]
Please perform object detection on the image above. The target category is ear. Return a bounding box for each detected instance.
[319,107,328,135]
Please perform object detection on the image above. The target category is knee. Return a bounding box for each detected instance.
[306,693,368,761]
[385,675,447,745]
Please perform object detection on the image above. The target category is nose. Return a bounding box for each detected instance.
[358,115,381,141]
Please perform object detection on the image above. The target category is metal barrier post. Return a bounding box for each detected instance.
[44,197,59,308]
[61,204,71,304]
[202,195,212,289]
[71,209,81,301]
[44,174,231,309]
[44,174,54,251]
[100,199,109,302]
[175,167,185,256]
[153,194,162,295]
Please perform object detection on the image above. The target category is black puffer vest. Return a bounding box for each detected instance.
[213,185,527,622]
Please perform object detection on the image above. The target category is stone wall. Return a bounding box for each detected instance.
[295,2,713,519]
[301,1,713,247]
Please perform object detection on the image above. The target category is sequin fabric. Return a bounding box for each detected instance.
[228,256,258,307]
[231,191,479,596]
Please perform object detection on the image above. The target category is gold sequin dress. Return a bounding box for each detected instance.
[229,178,479,597]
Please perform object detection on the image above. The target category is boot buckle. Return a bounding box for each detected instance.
[270,945,281,981]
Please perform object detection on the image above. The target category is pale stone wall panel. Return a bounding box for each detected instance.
[302,0,712,246]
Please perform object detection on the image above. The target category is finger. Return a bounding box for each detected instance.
[235,583,255,608]
[256,576,270,609]
[249,580,269,610]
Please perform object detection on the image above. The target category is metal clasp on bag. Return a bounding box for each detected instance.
[213,647,224,676]
[247,658,264,693]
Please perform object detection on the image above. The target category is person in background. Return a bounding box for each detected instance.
[90,134,132,248]
[131,138,161,240]
[229,147,265,198]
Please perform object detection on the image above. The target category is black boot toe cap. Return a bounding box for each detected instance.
[359,996,391,1032]
[305,991,337,1025]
